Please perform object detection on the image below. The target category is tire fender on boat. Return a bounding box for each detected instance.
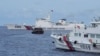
[74,40,77,44]
[93,43,96,47]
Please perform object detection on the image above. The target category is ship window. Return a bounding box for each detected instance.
[84,34,88,38]
[96,34,100,38]
[15,26,21,28]
[90,34,95,38]
[56,23,62,25]
[74,33,81,37]
[74,33,78,36]
[92,23,97,27]
[79,33,81,36]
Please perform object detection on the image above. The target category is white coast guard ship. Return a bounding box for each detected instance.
[6,24,26,30]
[6,13,83,31]
[35,15,83,30]
[6,24,33,30]
[51,18,100,53]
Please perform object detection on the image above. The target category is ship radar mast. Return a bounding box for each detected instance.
[46,14,50,21]
[45,10,53,21]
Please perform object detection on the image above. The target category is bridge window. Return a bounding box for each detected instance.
[74,33,81,37]
[90,34,95,38]
[84,34,88,38]
[92,23,97,27]
[96,34,100,38]
[15,26,21,28]
[74,33,78,36]
[79,33,81,36]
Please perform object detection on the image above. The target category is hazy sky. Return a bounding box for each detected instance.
[0,0,100,25]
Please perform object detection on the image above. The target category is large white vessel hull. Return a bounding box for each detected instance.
[6,24,35,30]
[6,24,26,30]
[53,39,100,53]
[35,17,85,31]
[52,34,100,53]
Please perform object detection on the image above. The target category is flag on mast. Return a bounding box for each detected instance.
[51,10,53,12]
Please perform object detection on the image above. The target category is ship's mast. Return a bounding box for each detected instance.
[46,10,53,21]
[46,14,50,21]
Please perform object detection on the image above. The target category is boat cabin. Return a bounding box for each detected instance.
[91,18,100,28]
[67,26,100,45]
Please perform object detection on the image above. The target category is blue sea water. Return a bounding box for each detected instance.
[0,26,100,56]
